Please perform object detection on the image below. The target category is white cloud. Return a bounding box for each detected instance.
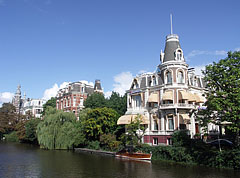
[214,50,227,56]
[191,65,206,75]
[104,91,112,98]
[42,82,69,100]
[186,50,227,58]
[0,92,14,106]
[112,71,134,96]
[234,47,240,51]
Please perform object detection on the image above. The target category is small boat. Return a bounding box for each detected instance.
[115,150,152,161]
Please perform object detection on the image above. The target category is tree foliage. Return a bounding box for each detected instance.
[80,107,119,141]
[202,51,240,145]
[37,107,80,149]
[42,97,56,116]
[107,92,127,116]
[0,103,18,139]
[83,93,107,109]
[121,114,146,147]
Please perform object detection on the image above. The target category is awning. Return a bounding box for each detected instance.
[188,93,196,102]
[180,114,190,120]
[162,91,173,100]
[179,90,189,100]
[220,121,232,125]
[148,93,158,103]
[117,114,149,125]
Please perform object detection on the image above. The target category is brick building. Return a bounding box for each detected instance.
[56,80,103,116]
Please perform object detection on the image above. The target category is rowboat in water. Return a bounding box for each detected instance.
[115,150,152,161]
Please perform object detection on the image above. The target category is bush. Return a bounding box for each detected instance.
[172,130,191,147]
[100,133,122,151]
[87,141,100,150]
[5,131,19,142]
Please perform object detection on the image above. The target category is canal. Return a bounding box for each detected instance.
[0,141,238,178]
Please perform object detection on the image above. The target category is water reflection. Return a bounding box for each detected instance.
[0,142,239,178]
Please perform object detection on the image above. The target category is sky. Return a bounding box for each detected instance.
[0,0,240,105]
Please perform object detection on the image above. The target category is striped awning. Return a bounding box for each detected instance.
[162,91,173,100]
[188,93,197,102]
[117,114,149,125]
[179,90,189,100]
[148,93,158,103]
[180,114,190,120]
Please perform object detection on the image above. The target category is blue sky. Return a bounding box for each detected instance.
[0,0,240,104]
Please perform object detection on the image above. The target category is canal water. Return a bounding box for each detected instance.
[0,141,239,178]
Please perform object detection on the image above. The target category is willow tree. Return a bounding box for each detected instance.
[203,51,240,145]
[37,107,78,149]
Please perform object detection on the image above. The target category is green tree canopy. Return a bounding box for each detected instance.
[42,97,56,116]
[80,107,119,141]
[37,108,79,149]
[121,115,146,147]
[83,93,107,109]
[202,51,240,145]
[0,103,18,139]
[107,92,127,116]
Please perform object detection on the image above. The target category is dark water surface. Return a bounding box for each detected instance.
[0,141,239,178]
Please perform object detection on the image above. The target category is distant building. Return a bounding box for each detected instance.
[23,99,46,118]
[12,85,46,118]
[117,32,219,145]
[56,80,103,116]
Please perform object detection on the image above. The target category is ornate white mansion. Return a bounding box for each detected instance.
[118,33,219,145]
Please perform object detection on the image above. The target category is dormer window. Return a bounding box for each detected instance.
[131,79,139,89]
[152,76,157,86]
[175,48,183,61]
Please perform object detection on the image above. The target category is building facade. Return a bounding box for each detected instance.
[12,85,46,118]
[23,99,46,118]
[117,33,219,145]
[56,80,103,116]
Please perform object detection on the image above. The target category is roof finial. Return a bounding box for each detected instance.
[170,13,173,34]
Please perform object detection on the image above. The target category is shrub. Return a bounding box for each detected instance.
[87,141,100,150]
[5,131,19,142]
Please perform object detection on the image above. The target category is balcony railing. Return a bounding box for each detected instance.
[160,103,195,109]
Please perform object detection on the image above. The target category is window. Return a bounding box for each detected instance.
[133,95,141,108]
[153,138,158,145]
[167,138,173,145]
[168,115,174,130]
[152,76,157,86]
[175,49,183,61]
[177,71,184,83]
[73,97,76,107]
[166,71,172,84]
[80,98,84,106]
[154,120,158,130]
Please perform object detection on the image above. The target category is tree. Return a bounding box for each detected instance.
[83,93,107,109]
[42,97,56,116]
[121,115,147,147]
[0,103,18,139]
[37,107,79,149]
[107,92,127,116]
[202,51,240,145]
[80,107,119,141]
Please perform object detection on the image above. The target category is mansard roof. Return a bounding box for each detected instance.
[163,34,182,63]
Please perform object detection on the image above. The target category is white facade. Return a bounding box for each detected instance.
[23,99,46,118]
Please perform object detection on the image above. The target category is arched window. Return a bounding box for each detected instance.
[177,71,184,83]
[175,49,183,61]
[166,71,172,84]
